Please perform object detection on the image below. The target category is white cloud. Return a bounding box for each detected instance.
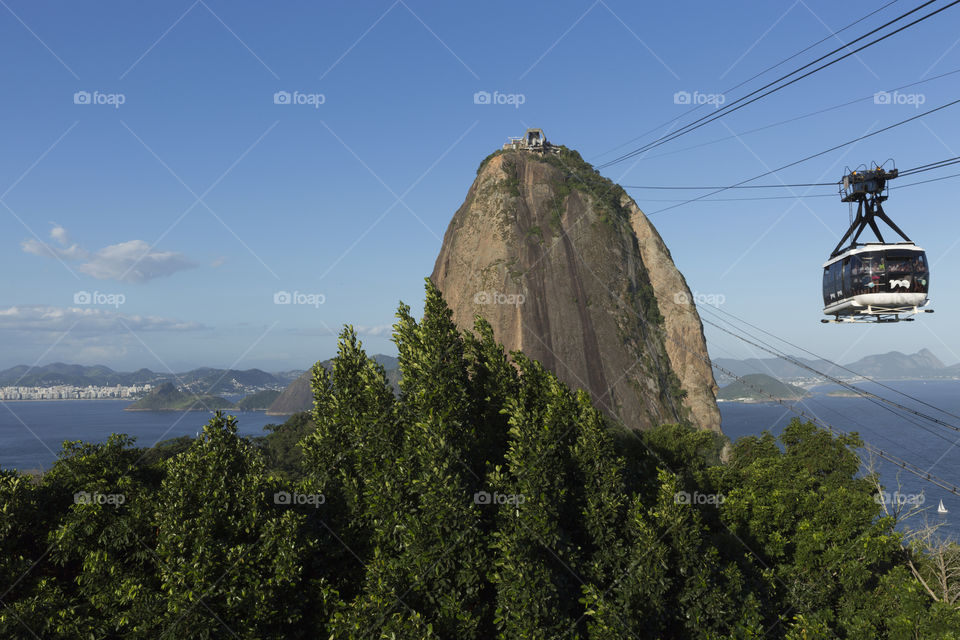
[289,324,394,338]
[0,305,207,333]
[22,225,196,283]
[355,324,394,337]
[49,224,71,246]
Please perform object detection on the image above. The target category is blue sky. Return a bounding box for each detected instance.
[2,0,959,373]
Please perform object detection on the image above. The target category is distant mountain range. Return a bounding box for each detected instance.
[713,349,957,384]
[0,362,303,395]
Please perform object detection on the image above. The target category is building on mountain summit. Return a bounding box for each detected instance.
[502,128,558,153]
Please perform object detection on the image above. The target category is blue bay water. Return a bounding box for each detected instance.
[0,400,282,472]
[720,379,960,538]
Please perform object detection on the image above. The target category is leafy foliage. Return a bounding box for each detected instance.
[1,282,958,638]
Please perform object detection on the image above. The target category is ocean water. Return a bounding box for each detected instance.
[0,400,282,472]
[719,379,960,538]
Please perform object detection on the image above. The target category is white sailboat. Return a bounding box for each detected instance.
[938,499,948,514]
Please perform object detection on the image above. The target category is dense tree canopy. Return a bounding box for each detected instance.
[1,279,958,638]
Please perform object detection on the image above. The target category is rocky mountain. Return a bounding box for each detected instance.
[430,145,720,432]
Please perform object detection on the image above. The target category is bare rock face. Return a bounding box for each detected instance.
[431,148,720,432]
[625,197,721,431]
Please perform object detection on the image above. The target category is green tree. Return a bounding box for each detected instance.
[155,412,307,639]
[1,435,163,638]
[329,280,488,638]
[487,355,586,638]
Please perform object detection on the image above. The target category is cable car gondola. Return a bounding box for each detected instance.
[821,162,933,323]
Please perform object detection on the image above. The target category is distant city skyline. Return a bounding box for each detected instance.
[3,1,960,372]
[0,383,152,401]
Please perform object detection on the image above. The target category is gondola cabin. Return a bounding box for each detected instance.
[821,162,933,323]
[822,243,930,318]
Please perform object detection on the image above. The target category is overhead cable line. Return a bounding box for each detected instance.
[628,66,960,165]
[626,170,960,202]
[707,358,960,496]
[646,98,960,215]
[622,154,960,193]
[698,307,960,438]
[599,0,959,169]
[707,302,960,424]
[629,166,960,202]
[592,0,904,161]
[655,321,960,496]
[700,311,960,451]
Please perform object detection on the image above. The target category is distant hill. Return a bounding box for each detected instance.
[274,369,307,385]
[717,374,809,403]
[236,389,281,411]
[174,367,280,394]
[0,362,284,394]
[266,370,314,416]
[713,349,954,384]
[844,348,946,379]
[267,354,401,416]
[125,382,236,412]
